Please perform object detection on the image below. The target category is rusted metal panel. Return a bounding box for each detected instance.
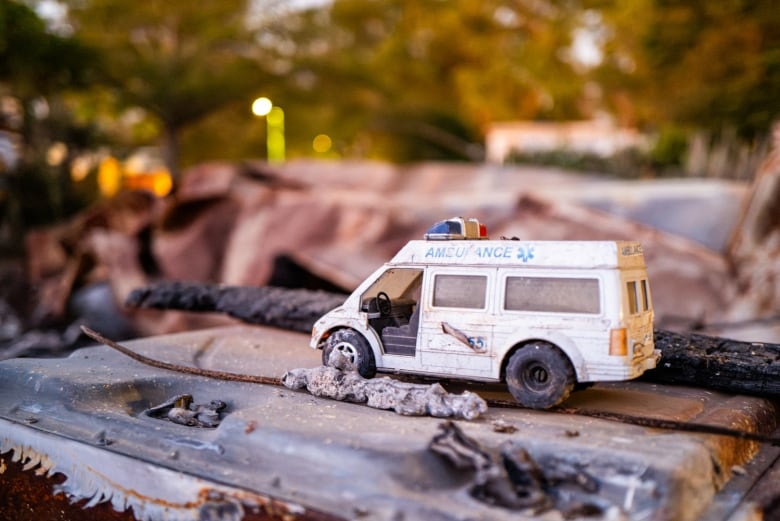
[0,455,134,521]
[1,326,777,520]
[0,419,342,521]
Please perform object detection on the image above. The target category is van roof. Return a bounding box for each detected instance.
[389,240,647,270]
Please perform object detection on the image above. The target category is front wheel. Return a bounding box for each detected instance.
[322,329,377,378]
[505,342,575,409]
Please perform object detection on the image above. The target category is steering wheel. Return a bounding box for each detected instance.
[376,291,392,317]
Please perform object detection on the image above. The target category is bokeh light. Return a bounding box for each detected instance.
[251,97,273,117]
[312,134,332,153]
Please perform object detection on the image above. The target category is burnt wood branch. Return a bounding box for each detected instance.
[642,329,780,398]
[125,281,780,399]
[126,281,345,333]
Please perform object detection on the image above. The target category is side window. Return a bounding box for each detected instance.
[433,274,487,309]
[505,277,601,314]
[361,268,424,302]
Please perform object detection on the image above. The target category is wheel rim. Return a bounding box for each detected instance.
[523,362,550,392]
[333,342,357,364]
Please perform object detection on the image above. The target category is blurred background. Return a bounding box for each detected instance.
[1,0,779,358]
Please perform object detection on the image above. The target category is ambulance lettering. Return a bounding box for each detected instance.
[476,246,514,259]
[424,246,470,259]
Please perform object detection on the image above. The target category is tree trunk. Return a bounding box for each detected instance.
[162,123,181,182]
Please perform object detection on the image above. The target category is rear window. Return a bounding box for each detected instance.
[504,277,601,314]
[626,279,651,314]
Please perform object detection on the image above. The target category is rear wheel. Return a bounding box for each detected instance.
[322,329,377,378]
[505,342,575,409]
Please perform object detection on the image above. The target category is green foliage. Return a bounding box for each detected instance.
[0,1,104,249]
[0,0,95,95]
[648,125,688,169]
[65,0,270,175]
[369,109,481,162]
[278,0,585,161]
[4,0,776,181]
[592,0,780,140]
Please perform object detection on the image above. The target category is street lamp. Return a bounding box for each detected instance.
[252,97,285,163]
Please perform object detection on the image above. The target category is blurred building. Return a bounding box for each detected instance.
[485,119,645,163]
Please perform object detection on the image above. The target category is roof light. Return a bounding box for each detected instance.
[424,217,488,240]
[479,223,488,238]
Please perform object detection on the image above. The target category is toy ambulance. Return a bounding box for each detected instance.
[310,217,659,409]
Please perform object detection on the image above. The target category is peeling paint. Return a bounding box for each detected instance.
[0,418,310,521]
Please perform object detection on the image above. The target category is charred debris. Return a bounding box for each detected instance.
[429,421,606,517]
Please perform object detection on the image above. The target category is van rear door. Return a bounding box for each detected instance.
[623,277,655,360]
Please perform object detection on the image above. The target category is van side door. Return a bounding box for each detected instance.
[417,268,495,379]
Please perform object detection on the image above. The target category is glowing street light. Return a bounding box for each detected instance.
[251,97,285,163]
[251,97,272,117]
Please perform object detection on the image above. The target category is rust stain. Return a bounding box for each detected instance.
[78,461,290,512]
[1,453,345,521]
[0,455,133,521]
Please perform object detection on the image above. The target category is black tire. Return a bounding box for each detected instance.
[505,342,575,409]
[321,329,377,378]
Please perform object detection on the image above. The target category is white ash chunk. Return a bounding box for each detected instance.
[282,353,487,420]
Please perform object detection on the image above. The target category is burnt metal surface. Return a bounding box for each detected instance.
[0,416,341,521]
[0,453,341,521]
[429,421,603,515]
[0,325,777,521]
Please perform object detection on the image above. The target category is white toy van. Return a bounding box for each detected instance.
[310,218,659,409]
